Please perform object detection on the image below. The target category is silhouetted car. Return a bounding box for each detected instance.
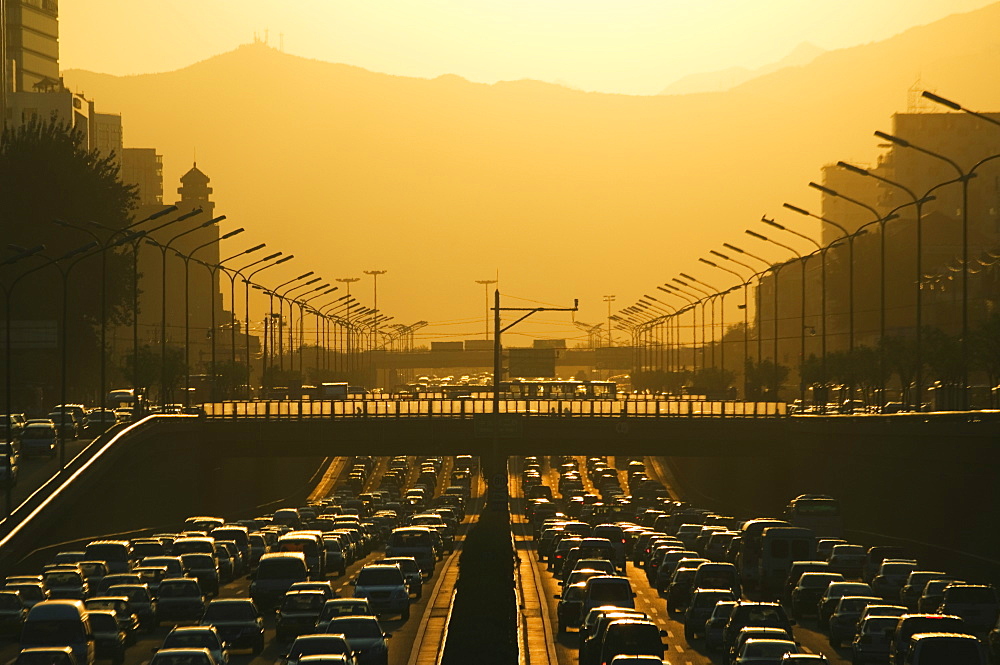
[148,647,216,665]
[871,559,918,600]
[21,423,58,457]
[87,611,127,665]
[903,631,988,664]
[891,614,967,665]
[200,599,264,654]
[936,584,1000,635]
[277,591,328,642]
[851,615,898,665]
[283,634,355,665]
[732,637,799,664]
[315,599,375,632]
[156,578,206,623]
[817,582,872,629]
[704,600,738,653]
[106,584,156,631]
[827,595,881,648]
[0,590,28,634]
[325,615,391,665]
[161,626,228,665]
[790,572,844,619]
[684,588,737,641]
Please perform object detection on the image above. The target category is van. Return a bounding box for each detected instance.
[276,532,325,579]
[250,553,308,609]
[20,600,95,665]
[385,527,436,576]
[757,527,816,597]
[82,542,133,575]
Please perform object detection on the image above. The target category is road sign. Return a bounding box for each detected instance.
[474,414,524,438]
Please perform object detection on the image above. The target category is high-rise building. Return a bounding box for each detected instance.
[2,0,60,122]
[90,109,122,163]
[122,148,164,205]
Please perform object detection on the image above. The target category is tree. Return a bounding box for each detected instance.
[744,358,788,400]
[923,326,963,385]
[121,345,186,402]
[0,116,137,404]
[688,367,735,398]
[971,312,1000,396]
[880,335,920,406]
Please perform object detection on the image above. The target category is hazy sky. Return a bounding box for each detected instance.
[60,0,995,95]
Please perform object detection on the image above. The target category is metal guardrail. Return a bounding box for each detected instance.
[202,399,787,419]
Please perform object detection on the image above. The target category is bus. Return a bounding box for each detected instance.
[783,494,844,539]
[501,379,617,399]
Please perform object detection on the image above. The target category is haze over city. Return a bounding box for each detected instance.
[55,1,1000,342]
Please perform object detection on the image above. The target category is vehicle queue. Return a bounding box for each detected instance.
[0,454,476,665]
[523,456,1000,665]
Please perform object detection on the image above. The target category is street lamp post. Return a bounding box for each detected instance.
[746,230,805,400]
[364,270,387,362]
[277,278,321,372]
[337,278,361,376]
[680,273,720,369]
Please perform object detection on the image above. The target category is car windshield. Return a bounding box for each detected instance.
[282,595,325,612]
[203,602,256,621]
[917,639,980,660]
[22,429,53,439]
[159,582,200,598]
[837,597,874,613]
[388,531,430,547]
[290,638,349,657]
[108,586,146,602]
[945,586,997,603]
[258,559,304,577]
[164,632,219,649]
[861,617,898,634]
[88,613,118,631]
[22,620,86,642]
[743,641,796,658]
[356,568,401,586]
[86,600,124,613]
[16,652,73,665]
[589,583,631,602]
[150,653,212,665]
[327,618,382,638]
[43,573,82,586]
[0,594,21,610]
[321,602,369,619]
[85,545,127,562]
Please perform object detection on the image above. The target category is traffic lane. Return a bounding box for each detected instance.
[7,437,93,504]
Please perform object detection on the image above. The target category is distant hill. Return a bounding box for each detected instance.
[62,2,1000,331]
[659,42,826,95]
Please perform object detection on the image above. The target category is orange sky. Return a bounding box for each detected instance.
[60,0,996,95]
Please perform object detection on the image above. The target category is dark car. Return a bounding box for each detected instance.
[722,602,795,655]
[200,599,264,654]
[665,567,700,616]
[283,634,355,665]
[704,600,738,653]
[891,614,966,665]
[556,582,588,633]
[325,615,391,665]
[936,584,1000,635]
[597,619,666,665]
[88,610,127,665]
[0,590,28,634]
[827,595,880,648]
[106,584,156,630]
[684,589,737,642]
[156,578,206,623]
[277,591,328,642]
[851,615,898,665]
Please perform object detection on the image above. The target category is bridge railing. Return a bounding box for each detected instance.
[202,399,787,419]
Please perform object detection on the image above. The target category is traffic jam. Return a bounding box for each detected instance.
[519,455,999,665]
[0,455,476,665]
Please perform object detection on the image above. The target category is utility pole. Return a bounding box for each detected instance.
[489,290,578,511]
[603,295,616,347]
[475,279,497,339]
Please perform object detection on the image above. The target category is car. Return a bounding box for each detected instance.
[42,569,88,601]
[817,582,873,629]
[0,590,28,634]
[161,626,228,665]
[891,614,967,665]
[283,634,356,665]
[862,546,907,583]
[84,597,139,644]
[148,648,217,665]
[251,553,309,610]
[900,571,950,609]
[851,615,898,665]
[684,588,737,641]
[827,544,867,579]
[325,615,391,665]
[732,637,799,664]
[933,584,999,636]
[582,576,636,618]
[106,584,156,630]
[665,566,701,616]
[20,423,58,457]
[46,412,78,441]
[779,655,829,664]
[352,565,409,620]
[704,600,738,653]
[316,599,375,632]
[156,578,207,623]
[14,648,79,665]
[0,454,19,486]
[179,554,220,597]
[556,582,588,633]
[871,559,918,600]
[728,628,794,665]
[918,579,963,613]
[827,595,881,648]
[723,602,795,656]
[7,582,48,608]
[277,591,329,642]
[903,631,988,664]
[782,562,830,604]
[596,619,667,665]
[790,572,844,619]
[85,409,117,434]
[200,599,264,654]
